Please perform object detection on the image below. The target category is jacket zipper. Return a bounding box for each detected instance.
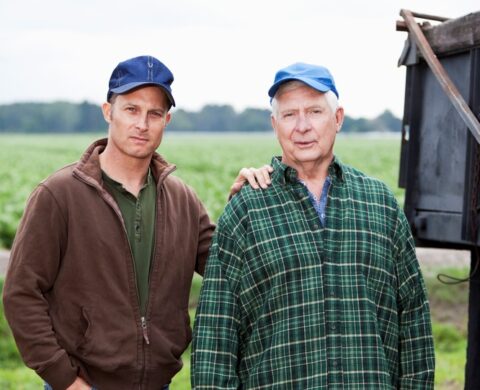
[139,189,160,388]
[141,316,150,344]
[75,172,150,386]
[73,164,175,389]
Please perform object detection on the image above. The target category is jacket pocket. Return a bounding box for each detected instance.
[149,307,190,364]
[76,307,94,355]
[74,306,138,371]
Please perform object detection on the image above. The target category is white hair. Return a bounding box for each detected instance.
[271,81,339,118]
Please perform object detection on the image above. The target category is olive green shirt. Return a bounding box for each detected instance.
[102,169,156,315]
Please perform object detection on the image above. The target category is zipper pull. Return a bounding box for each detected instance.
[141,316,150,344]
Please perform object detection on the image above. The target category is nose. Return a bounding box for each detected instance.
[295,112,312,133]
[136,113,149,132]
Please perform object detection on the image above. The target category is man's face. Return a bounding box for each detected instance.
[271,85,343,172]
[102,86,171,161]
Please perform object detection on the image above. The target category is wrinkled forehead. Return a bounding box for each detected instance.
[275,85,329,107]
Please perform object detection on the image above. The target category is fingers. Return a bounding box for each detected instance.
[230,165,274,199]
[243,166,272,190]
[65,376,92,390]
[229,182,244,199]
[259,165,273,187]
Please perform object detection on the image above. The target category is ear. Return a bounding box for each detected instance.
[335,106,344,133]
[102,102,112,124]
[165,111,172,126]
[271,114,278,137]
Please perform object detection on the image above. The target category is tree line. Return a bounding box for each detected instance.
[0,101,401,133]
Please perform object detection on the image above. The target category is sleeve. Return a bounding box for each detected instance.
[394,210,435,389]
[191,225,243,389]
[2,184,78,389]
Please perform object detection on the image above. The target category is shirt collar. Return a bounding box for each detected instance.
[102,167,154,193]
[270,155,345,186]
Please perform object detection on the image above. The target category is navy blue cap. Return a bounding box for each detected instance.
[268,62,339,100]
[107,55,175,106]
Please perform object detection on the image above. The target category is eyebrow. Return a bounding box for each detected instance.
[122,102,167,113]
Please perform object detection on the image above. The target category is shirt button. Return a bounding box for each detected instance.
[332,360,338,368]
[321,213,326,219]
[330,323,336,331]
[313,223,319,230]
[330,290,335,297]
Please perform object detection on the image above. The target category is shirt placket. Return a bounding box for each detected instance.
[323,262,344,388]
[323,178,346,388]
[306,179,344,388]
[134,196,142,241]
[294,181,343,388]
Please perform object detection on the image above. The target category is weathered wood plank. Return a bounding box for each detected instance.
[423,11,480,55]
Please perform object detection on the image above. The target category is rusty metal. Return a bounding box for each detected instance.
[396,20,432,32]
[409,11,450,22]
[396,10,449,32]
[396,21,408,32]
[400,9,480,144]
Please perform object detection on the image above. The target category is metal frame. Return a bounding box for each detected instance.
[397,10,480,389]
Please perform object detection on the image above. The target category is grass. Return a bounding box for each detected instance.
[0,132,403,249]
[427,267,470,389]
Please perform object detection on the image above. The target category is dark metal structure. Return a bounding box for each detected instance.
[397,9,480,389]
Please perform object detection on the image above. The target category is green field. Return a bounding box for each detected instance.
[0,133,467,389]
[0,132,403,249]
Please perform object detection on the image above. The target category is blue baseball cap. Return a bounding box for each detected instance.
[268,62,339,100]
[107,55,176,107]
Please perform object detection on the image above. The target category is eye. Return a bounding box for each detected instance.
[125,106,136,113]
[150,111,165,118]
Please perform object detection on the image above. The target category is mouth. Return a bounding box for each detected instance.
[294,140,316,148]
[130,136,149,144]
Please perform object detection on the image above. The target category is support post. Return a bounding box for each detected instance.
[466,249,480,388]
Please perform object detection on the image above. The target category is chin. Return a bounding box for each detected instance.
[127,147,155,160]
[294,153,322,162]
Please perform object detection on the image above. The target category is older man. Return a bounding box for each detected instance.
[191,63,435,389]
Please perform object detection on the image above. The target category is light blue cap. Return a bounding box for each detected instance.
[268,62,339,99]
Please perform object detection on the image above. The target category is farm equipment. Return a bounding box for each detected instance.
[397,9,480,388]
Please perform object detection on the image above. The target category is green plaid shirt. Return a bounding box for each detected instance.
[192,156,434,389]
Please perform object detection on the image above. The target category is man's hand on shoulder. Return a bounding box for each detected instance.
[229,165,274,198]
[65,377,92,390]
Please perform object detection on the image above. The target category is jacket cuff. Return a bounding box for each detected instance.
[40,352,78,390]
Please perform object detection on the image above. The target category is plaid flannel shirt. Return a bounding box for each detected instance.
[192,156,434,389]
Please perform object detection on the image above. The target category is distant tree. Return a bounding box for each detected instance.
[342,116,371,133]
[76,101,105,132]
[237,108,271,132]
[0,102,403,134]
[196,105,236,131]
[0,101,104,133]
[169,109,196,132]
[372,110,402,132]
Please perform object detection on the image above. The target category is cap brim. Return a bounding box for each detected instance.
[268,76,335,99]
[109,81,176,106]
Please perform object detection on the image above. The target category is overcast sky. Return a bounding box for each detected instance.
[0,0,477,118]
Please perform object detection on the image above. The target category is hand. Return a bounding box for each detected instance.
[229,165,274,197]
[65,376,92,390]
